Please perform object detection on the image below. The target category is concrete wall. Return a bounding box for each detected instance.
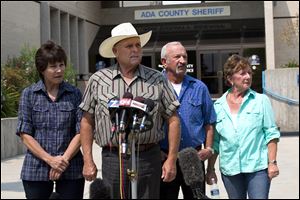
[1,118,26,160]
[265,68,299,132]
[273,1,299,68]
[1,1,40,65]
[48,1,103,25]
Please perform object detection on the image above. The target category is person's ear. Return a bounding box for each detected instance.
[112,47,118,56]
[161,58,167,68]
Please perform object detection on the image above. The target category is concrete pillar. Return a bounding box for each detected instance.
[50,8,61,44]
[78,19,89,75]
[61,12,70,58]
[70,16,79,73]
[264,1,276,69]
[40,2,50,43]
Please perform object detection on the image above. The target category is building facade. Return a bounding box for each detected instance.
[1,1,298,94]
[1,1,299,130]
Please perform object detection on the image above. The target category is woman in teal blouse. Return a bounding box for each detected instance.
[206,54,280,199]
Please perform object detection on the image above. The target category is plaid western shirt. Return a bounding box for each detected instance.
[16,80,83,181]
[79,64,180,147]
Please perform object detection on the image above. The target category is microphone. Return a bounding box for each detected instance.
[108,97,120,136]
[49,192,60,199]
[178,147,209,199]
[131,96,146,131]
[119,92,133,133]
[89,178,112,199]
[139,99,155,132]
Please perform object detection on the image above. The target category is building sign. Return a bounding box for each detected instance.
[135,6,230,20]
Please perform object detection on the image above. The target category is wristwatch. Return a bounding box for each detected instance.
[268,160,277,165]
[206,147,214,155]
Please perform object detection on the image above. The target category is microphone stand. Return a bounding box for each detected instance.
[128,116,139,199]
[129,133,138,199]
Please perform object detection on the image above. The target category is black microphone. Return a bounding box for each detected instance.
[131,96,146,131]
[139,99,155,132]
[49,192,60,199]
[108,97,120,137]
[89,178,112,199]
[119,92,133,133]
[178,147,209,199]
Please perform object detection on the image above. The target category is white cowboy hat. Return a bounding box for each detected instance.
[99,22,152,58]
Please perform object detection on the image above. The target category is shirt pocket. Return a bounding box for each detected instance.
[32,104,49,127]
[97,92,118,118]
[58,102,76,126]
[243,110,263,130]
[188,98,203,123]
[215,112,226,134]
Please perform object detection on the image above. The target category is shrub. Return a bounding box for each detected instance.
[1,44,76,118]
[281,59,299,68]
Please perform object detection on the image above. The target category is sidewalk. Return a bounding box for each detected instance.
[1,134,299,199]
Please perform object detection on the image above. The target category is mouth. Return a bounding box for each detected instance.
[176,65,186,74]
[176,65,186,71]
[130,55,140,59]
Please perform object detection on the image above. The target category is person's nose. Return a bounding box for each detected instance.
[179,56,187,64]
[55,65,65,73]
[132,45,140,53]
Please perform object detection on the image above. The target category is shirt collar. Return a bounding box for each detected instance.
[112,64,146,80]
[162,70,195,84]
[215,88,256,105]
[32,80,73,94]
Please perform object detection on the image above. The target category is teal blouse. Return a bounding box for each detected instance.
[213,89,280,176]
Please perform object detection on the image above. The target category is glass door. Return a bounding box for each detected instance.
[199,50,240,98]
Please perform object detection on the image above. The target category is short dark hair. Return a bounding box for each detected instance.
[89,178,112,199]
[35,40,67,80]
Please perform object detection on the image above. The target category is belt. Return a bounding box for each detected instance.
[161,144,202,154]
[103,143,157,152]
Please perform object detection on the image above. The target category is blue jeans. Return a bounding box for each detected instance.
[221,169,271,199]
[22,179,85,199]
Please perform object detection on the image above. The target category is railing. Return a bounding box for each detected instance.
[262,71,299,105]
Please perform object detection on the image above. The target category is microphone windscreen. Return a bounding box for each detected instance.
[131,96,146,116]
[133,96,145,103]
[122,92,133,99]
[49,192,60,199]
[90,178,111,199]
[144,99,155,112]
[178,147,204,187]
[108,97,120,108]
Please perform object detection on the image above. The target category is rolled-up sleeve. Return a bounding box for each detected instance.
[79,76,96,114]
[161,78,180,118]
[16,88,34,136]
[262,94,280,144]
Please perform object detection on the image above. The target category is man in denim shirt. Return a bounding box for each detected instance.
[160,42,216,199]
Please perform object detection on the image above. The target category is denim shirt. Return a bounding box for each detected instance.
[160,74,216,151]
[213,89,280,176]
[16,80,83,181]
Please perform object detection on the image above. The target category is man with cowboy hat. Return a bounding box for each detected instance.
[79,22,181,199]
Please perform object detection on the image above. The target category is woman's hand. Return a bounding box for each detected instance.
[48,155,69,173]
[49,168,62,180]
[268,163,279,180]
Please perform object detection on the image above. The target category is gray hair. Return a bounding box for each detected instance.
[161,41,183,59]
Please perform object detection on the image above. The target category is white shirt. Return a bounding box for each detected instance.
[231,113,238,130]
[171,82,182,97]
